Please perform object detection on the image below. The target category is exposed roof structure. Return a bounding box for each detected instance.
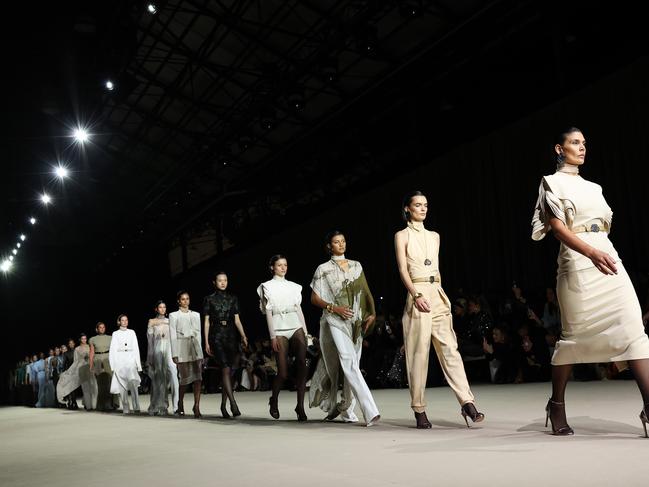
[2,0,647,274]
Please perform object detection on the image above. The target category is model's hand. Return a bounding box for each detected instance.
[271,338,281,353]
[89,360,94,372]
[205,343,213,356]
[241,336,249,349]
[363,315,376,333]
[172,357,178,364]
[334,306,354,320]
[414,296,431,313]
[588,248,617,275]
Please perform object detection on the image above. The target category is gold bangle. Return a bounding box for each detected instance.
[326,303,333,313]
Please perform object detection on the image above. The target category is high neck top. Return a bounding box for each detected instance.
[405,223,440,279]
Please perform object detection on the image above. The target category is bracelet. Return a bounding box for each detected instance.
[326,303,334,313]
[412,292,423,300]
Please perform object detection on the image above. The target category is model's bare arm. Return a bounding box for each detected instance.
[394,231,431,312]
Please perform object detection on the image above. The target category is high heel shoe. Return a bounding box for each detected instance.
[231,402,241,418]
[545,399,574,435]
[269,396,279,419]
[192,405,202,419]
[220,404,231,419]
[461,402,485,428]
[414,411,432,429]
[295,406,308,422]
[640,405,649,438]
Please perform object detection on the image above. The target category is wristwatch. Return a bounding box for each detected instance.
[413,292,423,300]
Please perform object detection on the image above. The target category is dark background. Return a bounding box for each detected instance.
[2,1,649,400]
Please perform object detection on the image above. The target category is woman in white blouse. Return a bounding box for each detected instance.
[257,255,309,422]
[169,291,204,418]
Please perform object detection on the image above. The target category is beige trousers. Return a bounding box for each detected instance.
[402,282,474,412]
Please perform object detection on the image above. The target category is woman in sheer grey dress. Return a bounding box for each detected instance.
[147,300,179,415]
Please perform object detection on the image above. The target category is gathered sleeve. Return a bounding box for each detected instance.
[310,265,328,301]
[531,176,575,241]
[257,283,270,313]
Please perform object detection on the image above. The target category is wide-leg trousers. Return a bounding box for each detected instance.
[321,322,380,423]
[402,282,474,413]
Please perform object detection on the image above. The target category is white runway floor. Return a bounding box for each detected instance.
[1,381,648,487]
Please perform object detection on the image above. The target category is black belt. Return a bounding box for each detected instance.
[95,351,109,354]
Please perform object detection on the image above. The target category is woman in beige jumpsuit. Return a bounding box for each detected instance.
[395,190,484,429]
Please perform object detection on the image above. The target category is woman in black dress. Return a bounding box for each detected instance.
[203,271,249,418]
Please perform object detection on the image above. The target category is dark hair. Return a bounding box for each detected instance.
[324,230,345,255]
[79,333,87,340]
[95,321,105,330]
[116,314,127,324]
[176,290,190,301]
[402,190,426,221]
[214,270,228,280]
[554,126,582,146]
[154,300,166,308]
[268,255,287,274]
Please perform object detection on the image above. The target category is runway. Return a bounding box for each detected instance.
[1,381,647,487]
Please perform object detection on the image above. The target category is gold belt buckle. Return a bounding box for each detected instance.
[220,320,228,327]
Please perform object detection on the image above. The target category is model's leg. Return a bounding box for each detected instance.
[177,383,186,415]
[269,337,289,418]
[167,359,179,414]
[289,329,307,420]
[329,326,379,425]
[627,358,649,436]
[119,384,130,414]
[402,290,433,428]
[129,381,140,412]
[547,364,573,434]
[221,366,239,417]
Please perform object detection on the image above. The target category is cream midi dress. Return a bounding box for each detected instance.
[532,171,649,366]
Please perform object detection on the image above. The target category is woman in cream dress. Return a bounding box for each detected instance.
[532,127,649,436]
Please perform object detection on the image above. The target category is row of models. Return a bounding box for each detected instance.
[54,127,649,436]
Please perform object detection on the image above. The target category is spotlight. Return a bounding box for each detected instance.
[319,57,338,83]
[260,106,276,130]
[73,128,89,143]
[287,88,305,111]
[9,255,14,261]
[105,80,115,91]
[398,0,424,18]
[1,260,12,272]
[20,234,26,241]
[354,24,378,53]
[147,3,157,14]
[16,243,21,249]
[41,193,52,205]
[29,217,37,225]
[12,249,18,255]
[54,166,69,179]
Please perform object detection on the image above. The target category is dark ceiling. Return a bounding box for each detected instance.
[2,0,648,280]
